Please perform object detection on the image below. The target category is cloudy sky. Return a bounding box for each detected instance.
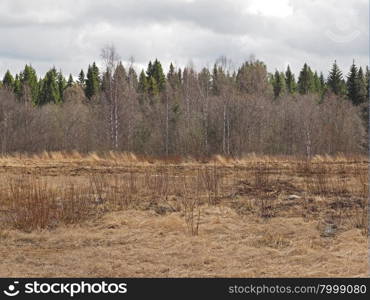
[0,0,368,78]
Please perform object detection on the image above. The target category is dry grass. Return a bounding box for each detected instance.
[0,152,368,277]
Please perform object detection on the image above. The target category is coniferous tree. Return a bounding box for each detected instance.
[327,60,346,96]
[57,71,67,101]
[128,66,138,89]
[272,70,286,98]
[151,59,166,92]
[297,63,315,94]
[346,61,363,106]
[67,74,74,88]
[198,67,212,95]
[19,65,39,104]
[212,64,220,95]
[13,74,21,98]
[319,73,326,91]
[285,65,296,94]
[144,59,165,95]
[167,63,180,88]
[38,68,60,105]
[366,66,370,101]
[114,62,127,86]
[2,70,14,89]
[177,68,182,86]
[85,62,100,100]
[138,69,149,105]
[212,63,229,95]
[148,76,159,96]
[138,70,148,94]
[313,71,322,94]
[358,67,367,104]
[362,66,370,129]
[78,69,85,87]
[146,61,153,78]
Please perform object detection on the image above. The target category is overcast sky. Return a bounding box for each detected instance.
[0,0,368,78]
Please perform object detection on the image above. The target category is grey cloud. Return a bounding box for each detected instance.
[0,0,367,77]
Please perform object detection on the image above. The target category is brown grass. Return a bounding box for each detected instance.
[0,152,368,277]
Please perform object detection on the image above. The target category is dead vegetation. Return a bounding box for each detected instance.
[0,153,368,277]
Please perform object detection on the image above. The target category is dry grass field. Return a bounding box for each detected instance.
[0,152,368,277]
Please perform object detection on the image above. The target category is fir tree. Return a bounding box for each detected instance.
[113,62,127,88]
[148,76,159,96]
[319,72,326,92]
[327,60,346,96]
[177,68,182,86]
[346,61,362,105]
[38,68,60,105]
[313,71,322,94]
[57,71,67,101]
[297,63,315,94]
[366,66,370,101]
[85,62,100,100]
[151,59,166,92]
[212,64,220,95]
[285,65,296,94]
[2,70,14,89]
[167,63,180,88]
[146,61,154,78]
[144,59,165,94]
[198,67,212,95]
[13,75,21,98]
[128,66,138,89]
[20,65,39,104]
[138,70,148,93]
[78,69,85,86]
[67,74,74,88]
[357,67,367,105]
[212,64,228,95]
[272,70,286,98]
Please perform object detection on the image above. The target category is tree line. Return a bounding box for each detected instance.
[0,47,368,156]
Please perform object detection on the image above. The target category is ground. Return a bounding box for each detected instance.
[0,152,368,277]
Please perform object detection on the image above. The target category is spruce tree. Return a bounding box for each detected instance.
[319,73,326,91]
[366,66,370,101]
[212,64,220,95]
[198,67,212,95]
[327,60,346,96]
[57,71,67,101]
[272,70,286,98]
[212,64,227,95]
[144,59,165,94]
[137,69,149,104]
[177,68,182,86]
[285,65,296,94]
[346,61,362,105]
[167,63,180,88]
[67,74,74,88]
[357,67,367,105]
[146,61,154,78]
[2,70,14,89]
[13,75,21,98]
[138,70,148,93]
[297,63,315,94]
[113,62,127,88]
[313,71,322,94]
[78,69,85,86]
[128,66,138,89]
[85,63,100,100]
[20,65,39,104]
[38,68,60,105]
[152,59,166,92]
[148,76,159,96]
